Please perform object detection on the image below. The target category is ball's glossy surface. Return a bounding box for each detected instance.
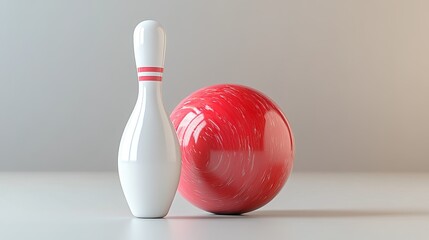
[170,84,294,214]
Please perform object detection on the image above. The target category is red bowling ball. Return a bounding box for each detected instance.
[170,84,294,214]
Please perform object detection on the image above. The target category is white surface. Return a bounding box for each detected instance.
[1,172,428,240]
[133,20,166,68]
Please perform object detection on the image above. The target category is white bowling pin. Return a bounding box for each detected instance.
[118,20,181,218]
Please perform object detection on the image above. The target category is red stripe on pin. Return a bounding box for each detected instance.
[137,67,164,73]
[139,76,162,81]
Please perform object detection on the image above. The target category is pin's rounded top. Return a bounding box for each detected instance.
[133,20,166,69]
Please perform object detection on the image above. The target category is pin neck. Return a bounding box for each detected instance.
[138,81,163,103]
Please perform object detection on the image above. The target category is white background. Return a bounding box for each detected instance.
[1,0,428,171]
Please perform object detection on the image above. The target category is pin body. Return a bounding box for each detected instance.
[118,20,181,218]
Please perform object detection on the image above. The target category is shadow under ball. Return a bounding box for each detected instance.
[170,84,294,214]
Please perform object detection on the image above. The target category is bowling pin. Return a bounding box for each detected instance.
[118,20,181,218]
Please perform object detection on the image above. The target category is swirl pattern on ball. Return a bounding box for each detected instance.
[170,84,294,214]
